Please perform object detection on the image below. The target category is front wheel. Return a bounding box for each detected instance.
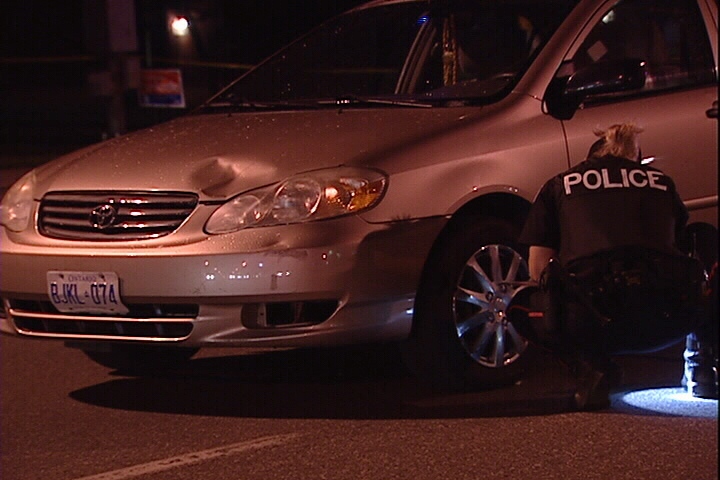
[402,216,534,391]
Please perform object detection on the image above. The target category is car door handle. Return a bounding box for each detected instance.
[707,100,718,119]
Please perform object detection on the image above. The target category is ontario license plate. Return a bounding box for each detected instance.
[47,271,129,315]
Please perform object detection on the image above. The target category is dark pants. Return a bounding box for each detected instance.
[517,248,709,372]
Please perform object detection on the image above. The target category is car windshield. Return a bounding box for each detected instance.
[204,0,577,110]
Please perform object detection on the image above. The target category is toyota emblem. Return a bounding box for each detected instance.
[89,204,118,229]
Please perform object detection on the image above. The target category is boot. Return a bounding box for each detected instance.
[682,333,718,400]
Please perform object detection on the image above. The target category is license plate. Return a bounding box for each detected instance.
[47,271,129,315]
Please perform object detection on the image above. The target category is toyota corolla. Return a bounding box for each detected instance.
[1,0,717,390]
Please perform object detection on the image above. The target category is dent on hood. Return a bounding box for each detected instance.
[191,156,278,198]
[27,109,478,199]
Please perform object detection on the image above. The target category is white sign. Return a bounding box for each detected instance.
[47,271,129,315]
[139,69,186,108]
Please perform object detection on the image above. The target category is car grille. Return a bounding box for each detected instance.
[7,299,197,340]
[38,191,198,240]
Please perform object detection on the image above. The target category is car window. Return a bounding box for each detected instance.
[207,1,576,109]
[210,3,428,105]
[410,1,575,99]
[570,0,716,95]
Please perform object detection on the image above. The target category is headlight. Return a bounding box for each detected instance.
[205,167,387,234]
[0,171,36,233]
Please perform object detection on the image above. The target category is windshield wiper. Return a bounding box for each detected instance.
[203,95,435,112]
[319,95,434,109]
[204,98,321,111]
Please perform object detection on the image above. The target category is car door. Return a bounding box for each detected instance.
[558,0,718,227]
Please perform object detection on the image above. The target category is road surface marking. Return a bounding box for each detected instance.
[73,433,301,480]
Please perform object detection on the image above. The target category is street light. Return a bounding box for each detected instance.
[170,16,190,36]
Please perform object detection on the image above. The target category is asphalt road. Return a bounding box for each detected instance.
[1,334,717,480]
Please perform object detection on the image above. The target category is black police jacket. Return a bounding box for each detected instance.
[520,154,688,266]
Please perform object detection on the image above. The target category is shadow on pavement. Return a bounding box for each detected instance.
[69,344,707,420]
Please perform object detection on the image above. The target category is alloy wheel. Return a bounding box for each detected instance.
[452,244,531,368]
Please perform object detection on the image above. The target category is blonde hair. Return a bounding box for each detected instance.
[592,123,644,160]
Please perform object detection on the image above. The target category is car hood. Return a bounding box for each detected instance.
[32,108,479,200]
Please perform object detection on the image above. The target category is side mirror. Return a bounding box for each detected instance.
[546,59,647,120]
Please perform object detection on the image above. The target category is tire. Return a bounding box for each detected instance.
[402,215,534,392]
[79,343,199,373]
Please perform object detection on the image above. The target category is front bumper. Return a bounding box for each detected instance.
[0,215,446,347]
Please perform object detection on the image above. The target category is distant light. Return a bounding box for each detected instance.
[417,15,429,25]
[171,16,190,36]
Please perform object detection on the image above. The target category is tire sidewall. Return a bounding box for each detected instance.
[404,215,531,391]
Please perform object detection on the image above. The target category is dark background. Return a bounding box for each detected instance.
[0,0,363,157]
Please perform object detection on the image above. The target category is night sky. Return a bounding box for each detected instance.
[2,0,363,60]
[0,0,365,148]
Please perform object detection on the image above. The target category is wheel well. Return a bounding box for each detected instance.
[418,192,532,286]
[445,192,532,234]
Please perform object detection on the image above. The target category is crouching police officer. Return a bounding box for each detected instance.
[517,123,716,410]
